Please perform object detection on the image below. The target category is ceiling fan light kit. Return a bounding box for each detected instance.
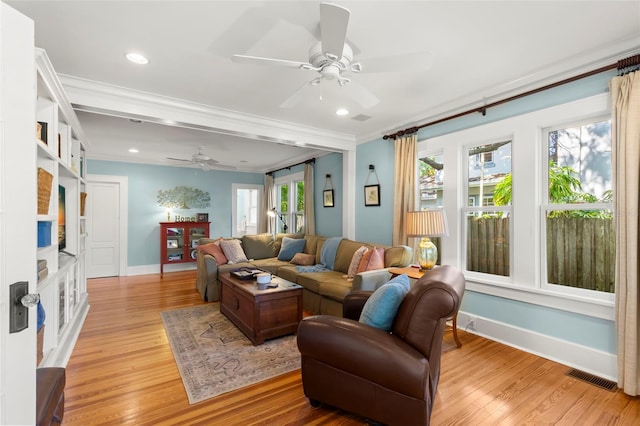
[230,2,399,110]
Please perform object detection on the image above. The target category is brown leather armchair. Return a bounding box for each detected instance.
[296,265,465,426]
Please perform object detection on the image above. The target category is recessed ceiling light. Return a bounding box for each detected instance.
[336,108,349,116]
[128,148,139,153]
[125,52,149,65]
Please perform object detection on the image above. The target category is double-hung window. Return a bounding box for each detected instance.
[542,117,614,295]
[274,172,305,234]
[463,140,512,277]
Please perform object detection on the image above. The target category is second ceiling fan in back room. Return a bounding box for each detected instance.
[231,2,433,109]
[167,146,236,170]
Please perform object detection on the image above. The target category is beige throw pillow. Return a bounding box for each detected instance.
[347,246,369,280]
[219,239,249,264]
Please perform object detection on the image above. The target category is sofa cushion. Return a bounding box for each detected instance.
[319,279,353,302]
[197,242,228,265]
[241,233,275,260]
[276,265,300,283]
[385,245,414,268]
[304,235,322,255]
[331,239,366,273]
[359,274,410,331]
[291,252,316,266]
[296,271,345,294]
[250,258,291,275]
[218,261,255,275]
[347,246,369,279]
[278,237,306,261]
[357,247,385,272]
[219,239,249,264]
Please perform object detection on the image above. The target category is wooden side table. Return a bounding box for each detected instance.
[388,266,462,348]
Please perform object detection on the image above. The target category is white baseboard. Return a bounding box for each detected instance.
[456,311,617,381]
[126,263,197,276]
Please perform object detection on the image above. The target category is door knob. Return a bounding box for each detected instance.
[10,281,37,333]
[20,293,40,308]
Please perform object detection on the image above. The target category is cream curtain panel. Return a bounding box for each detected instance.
[261,174,274,234]
[304,163,316,235]
[392,134,417,246]
[611,70,640,396]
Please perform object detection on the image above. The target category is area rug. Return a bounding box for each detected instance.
[161,304,301,404]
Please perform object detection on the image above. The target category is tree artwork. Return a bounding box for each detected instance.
[157,186,211,209]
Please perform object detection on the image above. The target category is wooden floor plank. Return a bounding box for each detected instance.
[60,271,639,425]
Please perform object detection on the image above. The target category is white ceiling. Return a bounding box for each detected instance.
[7,1,640,173]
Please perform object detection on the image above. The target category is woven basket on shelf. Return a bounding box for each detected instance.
[80,192,87,216]
[37,167,53,215]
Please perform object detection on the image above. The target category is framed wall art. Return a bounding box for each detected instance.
[323,189,334,207]
[364,184,380,207]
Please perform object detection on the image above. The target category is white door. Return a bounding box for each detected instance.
[0,5,36,424]
[232,184,263,237]
[86,175,128,278]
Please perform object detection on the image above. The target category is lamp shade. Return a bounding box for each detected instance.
[406,209,449,238]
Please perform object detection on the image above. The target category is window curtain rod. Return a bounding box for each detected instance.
[383,53,640,140]
[266,158,315,176]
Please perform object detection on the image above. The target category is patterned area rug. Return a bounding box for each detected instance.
[161,304,301,404]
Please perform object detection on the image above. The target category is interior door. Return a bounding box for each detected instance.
[86,178,123,277]
[0,4,36,424]
[232,184,263,237]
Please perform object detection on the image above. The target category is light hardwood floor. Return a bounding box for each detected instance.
[61,271,639,425]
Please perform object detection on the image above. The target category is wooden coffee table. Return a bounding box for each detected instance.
[219,272,303,345]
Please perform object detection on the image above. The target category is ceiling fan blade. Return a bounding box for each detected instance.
[319,2,350,59]
[231,54,310,69]
[167,157,193,163]
[280,81,312,108]
[359,51,434,73]
[342,81,380,109]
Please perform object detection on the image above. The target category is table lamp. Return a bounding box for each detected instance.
[406,209,449,271]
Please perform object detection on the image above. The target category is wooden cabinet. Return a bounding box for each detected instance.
[219,272,302,345]
[35,48,89,367]
[160,222,210,273]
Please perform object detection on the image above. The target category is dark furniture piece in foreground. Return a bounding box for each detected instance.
[36,367,65,426]
[219,271,303,345]
[297,265,465,426]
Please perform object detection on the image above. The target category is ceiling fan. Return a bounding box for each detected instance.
[167,146,235,170]
[231,2,432,109]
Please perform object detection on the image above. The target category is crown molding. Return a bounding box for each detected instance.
[35,48,91,147]
[358,34,640,144]
[59,75,356,152]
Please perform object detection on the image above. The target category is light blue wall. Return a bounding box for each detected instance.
[355,138,395,245]
[314,153,343,237]
[463,291,616,353]
[353,70,618,356]
[88,160,263,266]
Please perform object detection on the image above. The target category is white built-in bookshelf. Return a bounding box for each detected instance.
[35,48,89,367]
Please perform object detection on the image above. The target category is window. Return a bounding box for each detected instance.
[274,172,304,234]
[543,117,614,294]
[416,92,614,316]
[232,184,262,237]
[464,141,512,277]
[418,154,444,210]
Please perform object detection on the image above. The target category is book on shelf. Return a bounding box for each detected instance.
[37,267,48,282]
[37,259,47,271]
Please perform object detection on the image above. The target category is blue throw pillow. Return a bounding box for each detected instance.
[277,237,306,261]
[359,274,410,331]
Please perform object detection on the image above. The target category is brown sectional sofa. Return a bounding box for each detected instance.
[195,233,412,316]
